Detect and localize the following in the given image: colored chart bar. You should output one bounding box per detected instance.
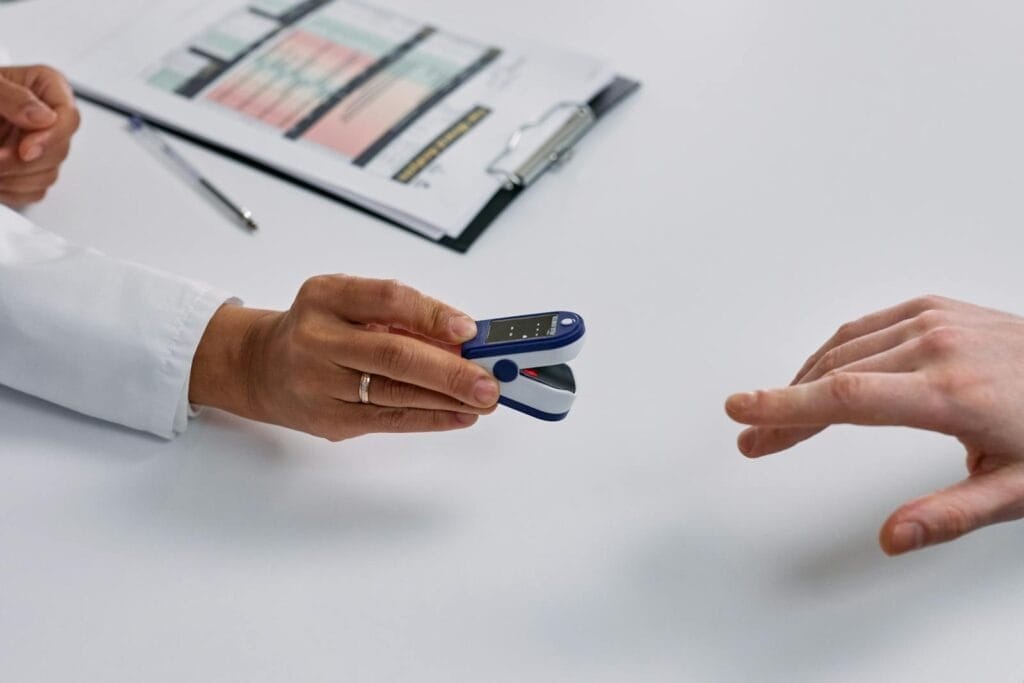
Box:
[204,29,378,130]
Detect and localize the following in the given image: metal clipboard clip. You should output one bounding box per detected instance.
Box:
[486,102,597,191]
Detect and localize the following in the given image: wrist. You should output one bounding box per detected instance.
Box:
[189,303,280,421]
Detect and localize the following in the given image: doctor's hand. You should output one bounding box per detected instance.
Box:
[726,296,1024,556]
[190,275,500,442]
[0,65,80,208]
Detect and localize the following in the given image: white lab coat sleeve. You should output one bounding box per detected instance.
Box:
[0,205,235,438]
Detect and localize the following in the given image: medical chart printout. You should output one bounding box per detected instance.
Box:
[68,0,618,239]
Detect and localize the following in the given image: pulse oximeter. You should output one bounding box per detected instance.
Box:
[462,312,585,421]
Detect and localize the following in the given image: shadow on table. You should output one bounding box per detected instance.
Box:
[141,409,453,550]
[528,466,1024,680]
[0,385,453,550]
[0,383,166,459]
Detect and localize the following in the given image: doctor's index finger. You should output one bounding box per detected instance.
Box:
[726,372,947,431]
[307,275,478,344]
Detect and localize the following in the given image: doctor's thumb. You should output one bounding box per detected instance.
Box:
[0,75,57,130]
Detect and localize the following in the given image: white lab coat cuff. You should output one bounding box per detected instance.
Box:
[171,294,241,436]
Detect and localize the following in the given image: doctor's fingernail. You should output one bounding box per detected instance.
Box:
[474,378,500,405]
[890,522,926,553]
[450,316,477,340]
[24,145,43,162]
[24,104,55,125]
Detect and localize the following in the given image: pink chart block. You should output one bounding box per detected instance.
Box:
[301,77,431,158]
[203,29,379,132]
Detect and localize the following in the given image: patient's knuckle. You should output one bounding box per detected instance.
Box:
[920,327,966,359]
[827,372,861,405]
[817,347,844,375]
[833,321,858,343]
[914,309,949,333]
[912,294,948,314]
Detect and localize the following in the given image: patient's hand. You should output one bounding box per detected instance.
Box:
[190,275,500,442]
[0,65,80,207]
[727,296,1024,555]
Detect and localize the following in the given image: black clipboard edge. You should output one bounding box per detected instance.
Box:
[440,76,641,252]
[74,75,640,254]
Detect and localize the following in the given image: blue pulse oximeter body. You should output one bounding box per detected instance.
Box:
[462,312,586,421]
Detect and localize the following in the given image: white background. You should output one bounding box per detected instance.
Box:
[3,1,1024,680]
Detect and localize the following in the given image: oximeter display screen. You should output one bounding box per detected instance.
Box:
[486,314,558,344]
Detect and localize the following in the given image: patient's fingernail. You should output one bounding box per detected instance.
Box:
[24,104,55,125]
[455,412,477,426]
[891,522,925,553]
[450,316,477,340]
[474,378,499,405]
[24,145,43,162]
[726,392,757,415]
[738,430,757,455]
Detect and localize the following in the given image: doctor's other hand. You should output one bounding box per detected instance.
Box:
[726,295,1024,556]
[190,275,500,442]
[0,65,80,207]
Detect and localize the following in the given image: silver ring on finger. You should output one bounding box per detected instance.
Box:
[359,372,373,404]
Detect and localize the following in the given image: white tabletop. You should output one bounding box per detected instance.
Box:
[3,1,1024,680]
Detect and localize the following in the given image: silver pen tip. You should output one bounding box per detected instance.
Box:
[242,210,258,231]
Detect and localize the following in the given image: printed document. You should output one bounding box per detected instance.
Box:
[69,0,617,239]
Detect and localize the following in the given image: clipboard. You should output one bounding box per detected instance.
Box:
[446,76,639,252]
[75,75,639,253]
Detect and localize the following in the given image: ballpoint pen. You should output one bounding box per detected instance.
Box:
[128,116,258,231]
